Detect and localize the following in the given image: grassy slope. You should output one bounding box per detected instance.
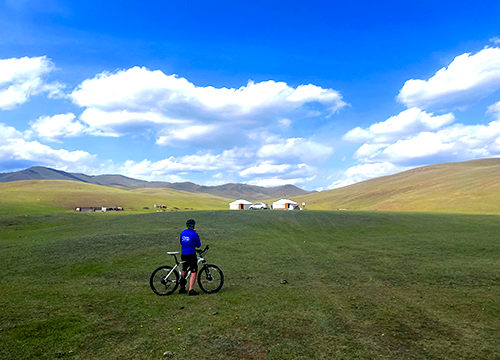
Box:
[0,180,231,215]
[1,211,499,359]
[295,158,500,214]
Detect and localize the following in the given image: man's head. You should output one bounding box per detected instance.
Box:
[186,219,196,229]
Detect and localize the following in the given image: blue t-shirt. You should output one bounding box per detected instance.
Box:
[180,228,201,255]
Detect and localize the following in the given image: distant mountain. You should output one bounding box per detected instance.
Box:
[0,166,312,201]
[0,166,157,188]
[0,166,87,183]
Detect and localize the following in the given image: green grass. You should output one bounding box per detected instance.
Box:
[1,210,500,359]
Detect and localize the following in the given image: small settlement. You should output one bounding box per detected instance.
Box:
[75,206,124,212]
[229,198,301,210]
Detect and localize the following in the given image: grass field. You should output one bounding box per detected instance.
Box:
[0,180,231,215]
[1,210,500,359]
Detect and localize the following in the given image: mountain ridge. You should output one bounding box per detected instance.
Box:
[0,166,312,201]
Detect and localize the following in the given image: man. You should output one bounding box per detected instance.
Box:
[179,219,201,296]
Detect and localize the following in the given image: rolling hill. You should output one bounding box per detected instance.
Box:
[296,158,500,214]
[0,180,232,215]
[0,166,311,201]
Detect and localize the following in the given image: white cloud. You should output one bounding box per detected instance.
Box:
[397,47,500,110]
[71,69,347,114]
[328,162,411,189]
[353,120,500,164]
[487,100,500,116]
[70,66,347,147]
[118,147,252,180]
[0,56,64,110]
[0,123,25,143]
[239,162,293,177]
[155,124,222,147]
[30,113,87,142]
[344,108,455,143]
[0,138,96,171]
[78,108,186,138]
[490,37,500,45]
[257,137,334,162]
[0,122,101,174]
[353,143,388,160]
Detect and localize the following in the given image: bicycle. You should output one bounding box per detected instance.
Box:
[150,245,224,295]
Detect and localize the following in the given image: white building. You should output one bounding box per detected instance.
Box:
[272,199,298,210]
[229,199,253,210]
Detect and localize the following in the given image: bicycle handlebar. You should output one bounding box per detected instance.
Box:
[196,245,209,255]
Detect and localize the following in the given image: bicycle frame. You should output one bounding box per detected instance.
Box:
[166,245,210,283]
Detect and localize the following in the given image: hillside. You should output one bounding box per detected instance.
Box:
[0,167,311,201]
[169,182,308,200]
[0,180,231,214]
[295,158,500,214]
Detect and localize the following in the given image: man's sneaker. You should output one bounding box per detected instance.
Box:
[178,288,187,294]
[188,289,199,296]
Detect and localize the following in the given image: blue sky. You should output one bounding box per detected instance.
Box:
[1,0,500,190]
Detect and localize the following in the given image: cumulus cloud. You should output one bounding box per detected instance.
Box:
[0,56,64,110]
[71,68,347,114]
[257,137,334,162]
[0,138,96,172]
[353,120,500,165]
[0,123,26,143]
[155,123,230,148]
[114,147,321,185]
[117,147,254,181]
[0,121,99,173]
[239,162,293,177]
[397,47,500,110]
[328,162,411,189]
[30,113,87,142]
[70,66,347,147]
[344,108,455,143]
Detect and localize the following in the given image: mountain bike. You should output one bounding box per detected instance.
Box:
[150,245,224,295]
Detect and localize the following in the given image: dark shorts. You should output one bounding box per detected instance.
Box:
[181,254,198,273]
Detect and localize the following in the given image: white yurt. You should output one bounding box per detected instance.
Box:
[272,199,298,210]
[229,199,253,210]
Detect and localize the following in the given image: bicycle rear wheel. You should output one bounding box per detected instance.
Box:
[150,265,179,295]
[197,264,224,294]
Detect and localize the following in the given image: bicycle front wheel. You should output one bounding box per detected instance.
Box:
[150,265,179,295]
[197,264,224,294]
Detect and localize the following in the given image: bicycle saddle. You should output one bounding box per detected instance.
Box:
[167,252,179,255]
